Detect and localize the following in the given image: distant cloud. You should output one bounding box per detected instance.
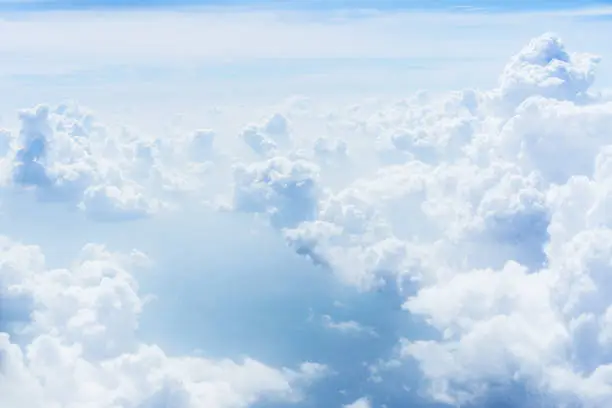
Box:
[232,156,319,228]
[321,314,378,337]
[344,397,372,408]
[0,6,610,78]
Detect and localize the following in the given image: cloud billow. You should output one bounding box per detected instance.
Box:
[228,33,612,406]
[3,32,612,408]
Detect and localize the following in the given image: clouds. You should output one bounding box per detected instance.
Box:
[5,104,158,219]
[321,314,377,338]
[239,113,292,158]
[232,156,320,228]
[358,34,612,407]
[4,5,612,103]
[2,23,612,408]
[495,32,601,108]
[0,236,327,408]
[216,32,612,407]
[401,261,561,405]
[0,102,224,220]
[344,397,371,408]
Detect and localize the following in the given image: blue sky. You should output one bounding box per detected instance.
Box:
[0,0,611,12]
[2,1,612,408]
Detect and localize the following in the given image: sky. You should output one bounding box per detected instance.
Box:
[2,1,612,408]
[0,0,611,11]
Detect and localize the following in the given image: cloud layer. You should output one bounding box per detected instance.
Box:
[228,32,612,407]
[2,31,612,408]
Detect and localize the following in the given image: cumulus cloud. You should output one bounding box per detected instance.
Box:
[232,156,320,228]
[0,236,327,408]
[388,35,612,407]
[343,397,371,408]
[350,34,612,407]
[241,125,278,157]
[495,32,601,109]
[276,33,608,283]
[239,113,292,158]
[216,32,612,406]
[0,103,221,220]
[4,104,161,219]
[2,29,612,408]
[262,113,291,144]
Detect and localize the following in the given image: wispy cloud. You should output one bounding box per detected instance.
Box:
[321,314,378,337]
[0,5,610,92]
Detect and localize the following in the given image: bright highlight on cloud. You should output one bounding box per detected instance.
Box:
[2,22,612,408]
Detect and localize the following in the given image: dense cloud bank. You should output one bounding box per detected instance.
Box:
[2,33,612,407]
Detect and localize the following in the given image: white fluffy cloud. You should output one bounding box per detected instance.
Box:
[350,35,612,407]
[0,103,220,220]
[232,156,320,228]
[393,36,612,407]
[275,33,609,287]
[494,32,600,109]
[219,33,612,406]
[343,397,371,408]
[3,29,612,408]
[239,113,292,158]
[0,236,327,408]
